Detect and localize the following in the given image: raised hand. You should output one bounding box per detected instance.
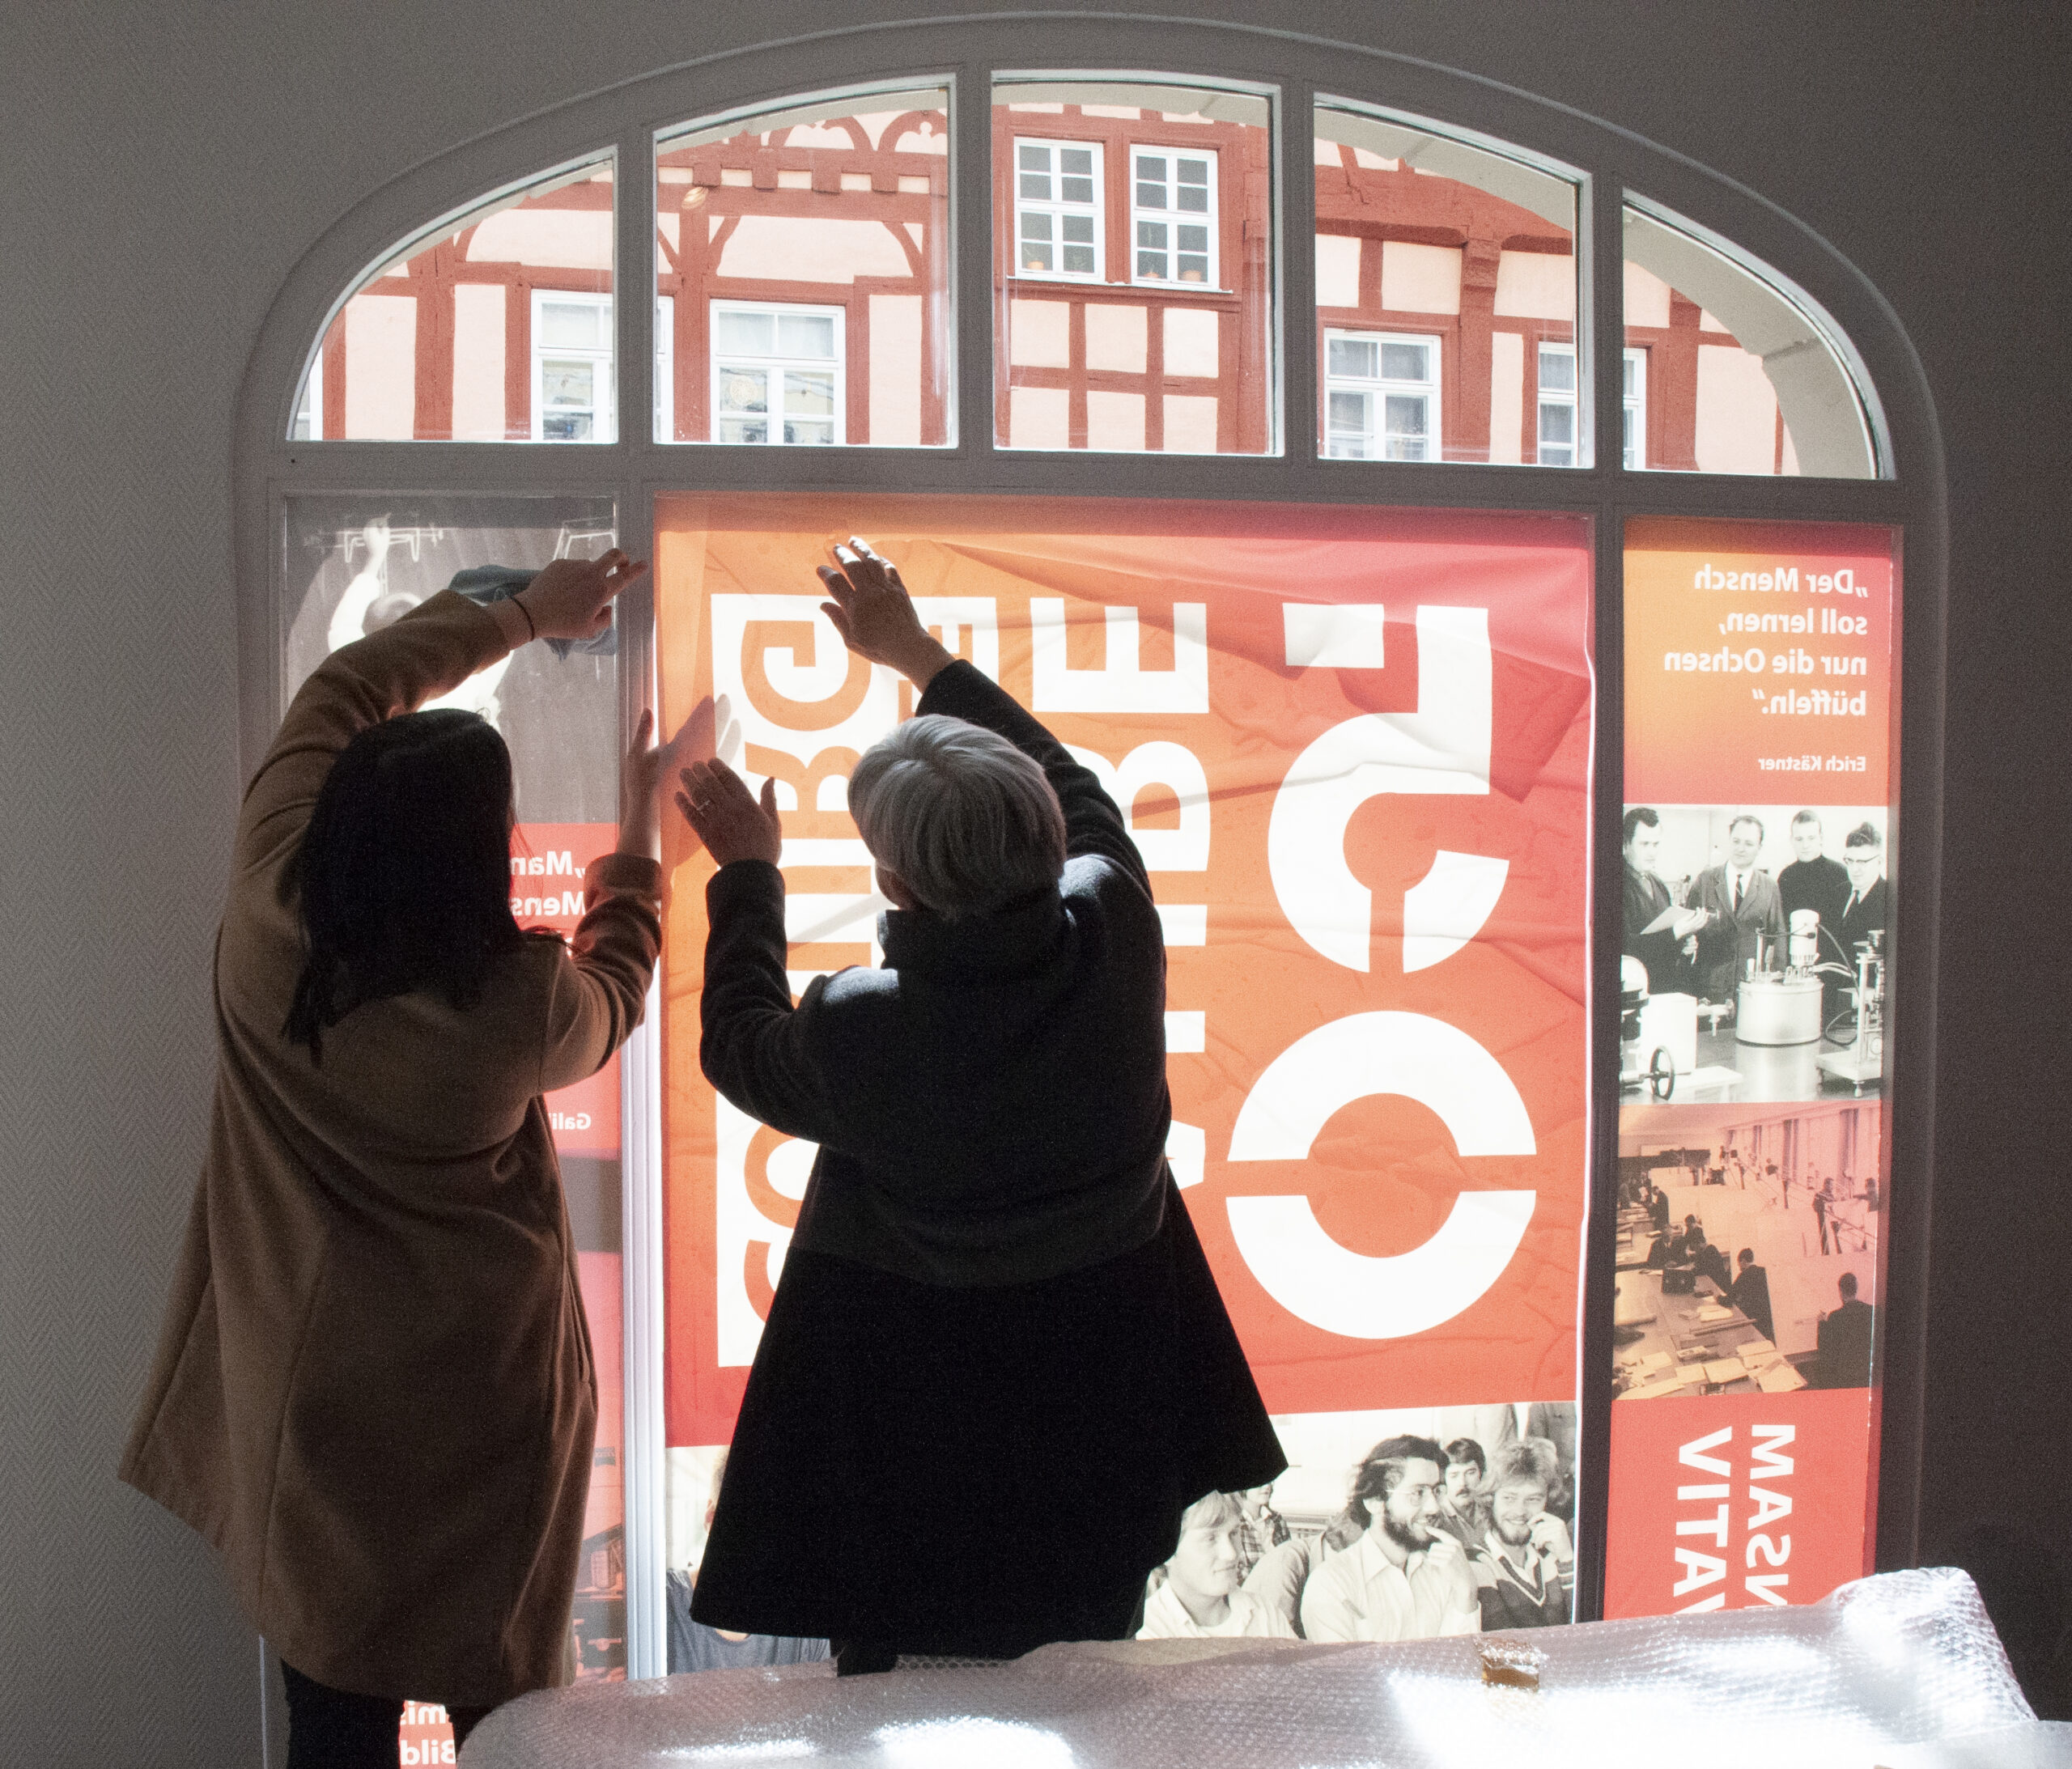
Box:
[516,549,648,643]
[618,695,730,859]
[677,757,783,868]
[815,536,953,688]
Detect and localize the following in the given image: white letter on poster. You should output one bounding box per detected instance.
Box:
[1066,741,1212,870]
[1030,600,1208,713]
[1225,1011,1535,1339]
[911,596,1000,682]
[1403,850,1511,973]
[1267,605,1497,972]
[1284,602,1388,668]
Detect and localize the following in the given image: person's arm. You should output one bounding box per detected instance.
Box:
[675,756,843,1143]
[234,552,647,880]
[536,702,715,1092]
[815,537,1149,889]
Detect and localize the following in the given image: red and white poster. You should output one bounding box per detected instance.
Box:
[655,494,1594,1513]
[1609,518,1897,1619]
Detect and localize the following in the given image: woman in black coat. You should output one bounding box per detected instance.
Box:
[675,539,1283,1673]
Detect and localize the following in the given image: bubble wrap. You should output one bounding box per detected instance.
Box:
[464,1568,2044,1769]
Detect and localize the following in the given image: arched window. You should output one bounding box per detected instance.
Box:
[239,19,1934,1712]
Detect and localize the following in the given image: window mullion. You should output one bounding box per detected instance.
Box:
[1280,74,1316,468]
[952,58,995,460]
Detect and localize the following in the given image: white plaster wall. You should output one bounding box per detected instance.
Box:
[2,3,2067,1761]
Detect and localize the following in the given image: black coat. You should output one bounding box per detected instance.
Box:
[1727,1265,1776,1343]
[1623,864,1688,994]
[1778,854,1851,934]
[1815,1296,1875,1389]
[690,661,1282,1653]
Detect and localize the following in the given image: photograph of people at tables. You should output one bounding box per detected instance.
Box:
[1135,1404,1579,1641]
[1620,804,1889,1104]
[1613,1101,1881,1399]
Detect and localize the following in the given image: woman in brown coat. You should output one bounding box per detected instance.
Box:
[121,552,692,1763]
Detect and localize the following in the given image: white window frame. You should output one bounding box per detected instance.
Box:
[529,289,617,443]
[1012,135,1104,282]
[1323,327,1441,460]
[1536,342,1645,468]
[708,299,847,447]
[1130,143,1218,289]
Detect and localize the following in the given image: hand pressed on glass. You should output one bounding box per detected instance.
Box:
[677,757,782,868]
[815,537,953,689]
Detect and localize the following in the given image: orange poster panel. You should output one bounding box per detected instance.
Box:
[1603,1388,1875,1618]
[1624,519,1897,806]
[654,494,1594,1449]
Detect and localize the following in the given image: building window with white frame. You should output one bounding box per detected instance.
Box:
[1621,347,1646,469]
[1324,329,1439,460]
[1014,139,1102,279]
[531,291,615,442]
[711,302,843,446]
[1132,147,1216,286]
[1536,342,1647,468]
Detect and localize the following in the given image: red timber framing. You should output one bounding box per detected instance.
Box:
[655,106,949,446]
[321,173,614,442]
[991,104,1271,453]
[1314,146,1790,471]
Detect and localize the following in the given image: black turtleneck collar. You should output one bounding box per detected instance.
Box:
[878,884,1070,980]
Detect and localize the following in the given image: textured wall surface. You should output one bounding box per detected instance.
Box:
[3,3,2068,1762]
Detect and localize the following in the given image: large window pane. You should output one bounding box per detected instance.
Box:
[282,492,629,1726]
[656,87,951,447]
[1314,102,1579,465]
[653,490,1593,1633]
[995,81,1274,454]
[1622,205,1877,477]
[294,162,616,442]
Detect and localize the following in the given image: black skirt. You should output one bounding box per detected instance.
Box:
[690,1179,1284,1656]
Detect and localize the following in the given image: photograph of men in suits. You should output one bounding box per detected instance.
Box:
[1812,1270,1875,1389]
[1621,808,1705,993]
[1836,822,1889,969]
[1692,814,1785,1001]
[1777,810,1851,931]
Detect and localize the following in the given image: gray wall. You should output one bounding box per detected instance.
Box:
[4,2,2066,1759]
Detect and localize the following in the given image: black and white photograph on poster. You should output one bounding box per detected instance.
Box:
[1614,1099,1881,1400]
[1136,1404,1579,1643]
[1620,804,1889,1103]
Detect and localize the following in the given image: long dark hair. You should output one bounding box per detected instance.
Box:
[284,710,529,1059]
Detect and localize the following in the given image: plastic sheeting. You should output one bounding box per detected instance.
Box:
[465,1568,2043,1768]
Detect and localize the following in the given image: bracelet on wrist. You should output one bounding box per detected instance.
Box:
[512,595,537,642]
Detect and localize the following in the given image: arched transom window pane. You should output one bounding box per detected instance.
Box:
[994,80,1274,455]
[655,87,952,447]
[1314,101,1581,466]
[1622,202,1876,478]
[293,160,616,443]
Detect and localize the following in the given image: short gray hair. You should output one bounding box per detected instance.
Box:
[847,715,1066,919]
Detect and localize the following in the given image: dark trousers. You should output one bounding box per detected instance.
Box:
[281,1662,490,1767]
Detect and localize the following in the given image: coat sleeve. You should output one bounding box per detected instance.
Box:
[233,589,512,883]
[537,851,666,1093]
[697,859,842,1144]
[915,660,1150,891]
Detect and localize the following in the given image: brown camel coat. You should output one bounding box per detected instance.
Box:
[119,592,662,1706]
